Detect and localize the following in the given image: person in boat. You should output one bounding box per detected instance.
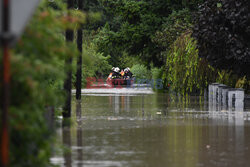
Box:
[120,69,125,79]
[107,67,115,81]
[124,67,133,80]
[112,67,121,79]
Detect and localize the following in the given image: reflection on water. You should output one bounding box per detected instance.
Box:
[51,92,250,167]
[62,122,71,167]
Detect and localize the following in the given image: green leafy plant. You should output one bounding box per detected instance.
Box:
[0,0,83,166]
[73,41,112,87]
[94,0,204,67]
[193,0,250,78]
[131,64,151,80]
[166,31,216,95]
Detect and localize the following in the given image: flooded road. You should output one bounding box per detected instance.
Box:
[51,89,250,167]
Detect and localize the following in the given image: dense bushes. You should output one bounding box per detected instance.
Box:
[131,64,151,80]
[94,0,204,67]
[163,31,248,95]
[0,0,83,166]
[152,9,192,51]
[88,0,249,93]
[193,0,250,78]
[164,32,216,94]
[73,42,112,87]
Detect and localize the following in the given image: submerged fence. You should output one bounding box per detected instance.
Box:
[208,83,245,111]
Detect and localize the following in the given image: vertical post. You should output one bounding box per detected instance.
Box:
[1,0,10,166]
[63,0,74,118]
[222,87,229,110]
[76,0,83,100]
[76,101,82,167]
[235,89,244,111]
[77,126,83,167]
[62,123,72,166]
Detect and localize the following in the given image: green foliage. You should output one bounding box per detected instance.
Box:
[150,67,165,90]
[0,0,82,166]
[93,23,123,66]
[94,0,203,67]
[165,31,244,95]
[81,0,110,31]
[166,32,216,95]
[216,70,237,88]
[131,64,151,80]
[115,52,140,69]
[235,76,250,93]
[73,41,112,87]
[152,9,192,50]
[151,67,164,81]
[193,0,250,78]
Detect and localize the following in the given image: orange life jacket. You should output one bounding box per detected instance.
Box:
[120,71,125,76]
[108,73,112,78]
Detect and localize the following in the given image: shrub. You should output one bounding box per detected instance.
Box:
[193,0,250,78]
[72,41,112,88]
[131,64,151,80]
[166,31,216,95]
[151,67,164,80]
[0,1,83,166]
[150,67,164,90]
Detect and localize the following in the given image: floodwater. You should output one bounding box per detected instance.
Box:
[51,88,250,167]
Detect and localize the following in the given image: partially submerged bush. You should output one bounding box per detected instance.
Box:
[165,31,246,95]
[165,32,216,95]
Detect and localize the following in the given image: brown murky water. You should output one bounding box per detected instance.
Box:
[51,91,250,167]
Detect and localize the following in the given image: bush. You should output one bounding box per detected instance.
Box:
[117,52,143,69]
[165,31,216,95]
[165,31,244,95]
[72,41,112,88]
[131,64,151,80]
[193,0,250,78]
[0,1,83,166]
[152,9,192,50]
[150,67,164,90]
[151,67,164,80]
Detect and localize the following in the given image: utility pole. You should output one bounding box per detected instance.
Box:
[1,0,10,166]
[76,0,83,100]
[63,0,74,118]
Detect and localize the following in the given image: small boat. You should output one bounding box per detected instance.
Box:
[106,78,135,87]
[106,68,134,87]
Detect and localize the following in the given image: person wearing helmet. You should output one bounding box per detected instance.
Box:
[107,67,115,81]
[124,67,133,79]
[112,67,120,79]
[116,67,120,72]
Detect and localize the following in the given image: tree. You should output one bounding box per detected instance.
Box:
[193,0,250,78]
[94,0,204,67]
[152,9,193,63]
[165,32,216,94]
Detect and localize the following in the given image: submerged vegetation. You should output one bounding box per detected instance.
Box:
[165,32,213,94]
